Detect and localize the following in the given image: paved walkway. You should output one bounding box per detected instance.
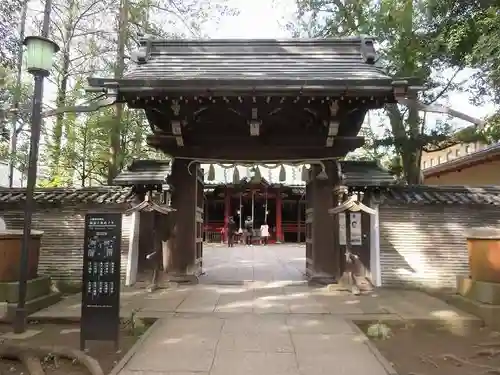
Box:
[30,244,479,375]
[118,311,391,375]
[198,244,306,284]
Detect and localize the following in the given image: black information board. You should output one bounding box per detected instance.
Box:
[80,213,122,350]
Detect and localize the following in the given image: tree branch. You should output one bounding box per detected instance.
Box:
[424,67,462,105]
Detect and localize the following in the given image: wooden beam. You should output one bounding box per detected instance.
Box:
[397,97,486,127]
[148,133,363,147]
[149,141,364,160]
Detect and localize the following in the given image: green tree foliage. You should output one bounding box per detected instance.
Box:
[0,66,32,169]
[428,2,499,140]
[33,0,237,187]
[0,0,22,68]
[293,0,493,184]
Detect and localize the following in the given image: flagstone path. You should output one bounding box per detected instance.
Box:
[31,244,479,375]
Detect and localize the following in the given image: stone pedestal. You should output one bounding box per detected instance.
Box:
[0,275,61,321]
[455,275,500,330]
[457,277,500,305]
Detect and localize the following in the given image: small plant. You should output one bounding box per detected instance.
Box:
[366,321,392,340]
[122,309,148,337]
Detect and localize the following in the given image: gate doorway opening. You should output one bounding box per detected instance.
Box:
[204,176,306,245]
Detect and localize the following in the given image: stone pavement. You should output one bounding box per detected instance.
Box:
[105,283,478,375]
[198,244,306,284]
[30,244,480,374]
[116,312,392,375]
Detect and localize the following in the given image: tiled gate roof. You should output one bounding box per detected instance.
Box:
[88,38,397,95]
[1,185,499,207]
[113,159,171,186]
[0,187,135,206]
[378,185,500,205]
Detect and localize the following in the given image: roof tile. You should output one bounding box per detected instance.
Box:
[114,159,171,186]
[0,187,135,206]
[379,185,500,206]
[1,185,499,207]
[123,38,392,90]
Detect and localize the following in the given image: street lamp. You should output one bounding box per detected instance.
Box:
[14,35,59,334]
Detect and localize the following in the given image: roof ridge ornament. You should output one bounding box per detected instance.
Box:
[134,33,153,64]
[360,36,376,64]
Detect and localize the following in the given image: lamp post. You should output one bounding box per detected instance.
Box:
[14,2,58,333]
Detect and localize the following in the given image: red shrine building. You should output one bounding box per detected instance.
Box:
[201,162,394,243]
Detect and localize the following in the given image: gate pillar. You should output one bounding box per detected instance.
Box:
[195,166,204,274]
[169,158,199,277]
[306,161,341,282]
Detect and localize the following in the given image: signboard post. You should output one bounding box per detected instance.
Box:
[80,213,122,351]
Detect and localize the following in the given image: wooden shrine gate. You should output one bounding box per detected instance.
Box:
[89,37,417,284]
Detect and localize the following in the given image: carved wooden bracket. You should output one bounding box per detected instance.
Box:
[249,108,260,136]
[325,100,339,147]
[170,100,184,147]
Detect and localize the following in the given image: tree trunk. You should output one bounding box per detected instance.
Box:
[402,106,423,184]
[51,50,70,175]
[108,0,128,184]
[51,0,75,181]
[386,104,423,185]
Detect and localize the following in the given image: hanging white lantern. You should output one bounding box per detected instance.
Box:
[207,164,215,181]
[279,165,286,182]
[232,166,240,184]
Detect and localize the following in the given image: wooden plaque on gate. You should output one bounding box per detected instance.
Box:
[80,213,122,350]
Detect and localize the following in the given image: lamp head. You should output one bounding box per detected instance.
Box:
[23,36,59,76]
